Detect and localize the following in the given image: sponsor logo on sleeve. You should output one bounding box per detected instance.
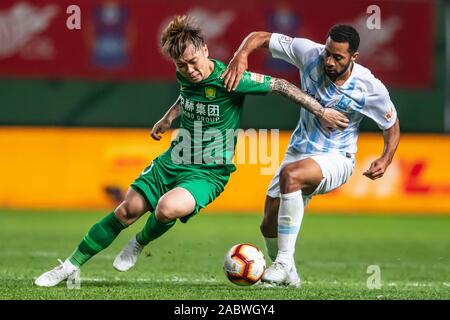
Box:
[250,72,264,83]
[280,35,293,44]
[385,105,394,121]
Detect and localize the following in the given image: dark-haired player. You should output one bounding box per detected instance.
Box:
[222,25,400,286]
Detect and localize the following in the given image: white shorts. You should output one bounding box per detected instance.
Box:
[266,150,354,206]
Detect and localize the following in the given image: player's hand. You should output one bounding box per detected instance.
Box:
[318,108,349,132]
[363,157,390,180]
[151,118,171,141]
[220,52,248,92]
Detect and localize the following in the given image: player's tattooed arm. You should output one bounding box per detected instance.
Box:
[164,97,182,123]
[151,96,182,141]
[269,77,349,131]
[270,78,324,117]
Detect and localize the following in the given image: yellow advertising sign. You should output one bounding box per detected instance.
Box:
[0,128,449,214]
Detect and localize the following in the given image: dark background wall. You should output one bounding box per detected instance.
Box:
[0,1,446,132]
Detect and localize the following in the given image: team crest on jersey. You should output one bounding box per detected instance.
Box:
[205,86,216,100]
[336,95,352,112]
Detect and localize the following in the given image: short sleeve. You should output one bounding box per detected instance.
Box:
[233,70,271,95]
[362,81,397,130]
[269,33,322,69]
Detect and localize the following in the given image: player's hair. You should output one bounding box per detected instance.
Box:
[327,24,360,54]
[160,15,205,59]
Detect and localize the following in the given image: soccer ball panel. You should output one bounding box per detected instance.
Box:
[223,243,266,286]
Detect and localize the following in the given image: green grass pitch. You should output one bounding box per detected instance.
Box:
[1,210,449,300]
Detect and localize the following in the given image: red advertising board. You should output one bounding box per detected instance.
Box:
[0,0,434,88]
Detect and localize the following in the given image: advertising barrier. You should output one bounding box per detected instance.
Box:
[0,127,449,214]
[0,0,434,88]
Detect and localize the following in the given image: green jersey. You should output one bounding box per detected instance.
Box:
[162,59,271,173]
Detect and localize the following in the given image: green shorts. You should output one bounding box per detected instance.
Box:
[131,152,231,223]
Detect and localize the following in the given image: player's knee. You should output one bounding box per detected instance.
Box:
[114,201,140,225]
[155,199,177,223]
[280,165,304,189]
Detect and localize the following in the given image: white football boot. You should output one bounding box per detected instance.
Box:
[261,260,301,288]
[287,265,301,288]
[34,259,79,287]
[113,235,144,272]
[261,261,290,285]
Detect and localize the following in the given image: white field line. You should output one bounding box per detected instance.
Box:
[60,277,448,288]
[68,280,450,288]
[20,276,449,288]
[80,277,218,283]
[2,251,448,269]
[303,261,450,269]
[2,251,448,288]
[4,273,448,288]
[0,250,117,260]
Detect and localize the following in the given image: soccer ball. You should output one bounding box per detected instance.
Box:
[223,243,266,286]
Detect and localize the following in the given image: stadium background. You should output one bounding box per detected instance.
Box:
[1,0,449,214]
[0,0,449,300]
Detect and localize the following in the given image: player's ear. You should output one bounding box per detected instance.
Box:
[203,44,209,58]
[351,51,359,62]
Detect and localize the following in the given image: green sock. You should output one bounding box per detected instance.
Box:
[136,212,176,246]
[69,212,127,267]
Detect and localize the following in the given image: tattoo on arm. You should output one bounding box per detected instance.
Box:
[270,78,324,118]
[169,103,181,121]
[164,98,181,122]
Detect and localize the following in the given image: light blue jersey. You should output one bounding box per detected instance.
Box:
[269,33,397,159]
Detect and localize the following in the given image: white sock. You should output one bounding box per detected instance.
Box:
[263,232,299,274]
[276,190,304,268]
[63,259,79,272]
[291,256,297,273]
[263,237,278,262]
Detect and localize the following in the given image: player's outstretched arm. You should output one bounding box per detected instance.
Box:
[151,97,181,141]
[269,77,349,131]
[221,32,272,92]
[363,118,400,180]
